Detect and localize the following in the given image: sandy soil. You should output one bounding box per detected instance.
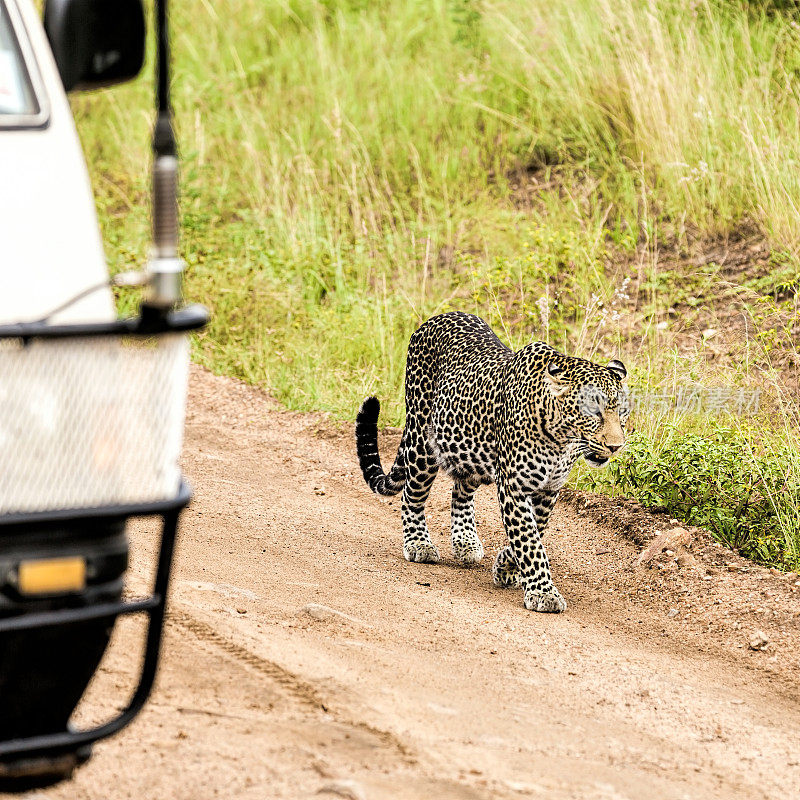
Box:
[30,367,800,800]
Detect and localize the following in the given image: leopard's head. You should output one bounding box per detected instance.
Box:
[544,356,631,467]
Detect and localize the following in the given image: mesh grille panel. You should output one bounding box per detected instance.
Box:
[0,333,189,514]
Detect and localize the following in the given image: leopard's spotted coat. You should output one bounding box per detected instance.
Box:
[356,312,630,613]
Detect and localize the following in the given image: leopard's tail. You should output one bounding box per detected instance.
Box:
[356,396,405,496]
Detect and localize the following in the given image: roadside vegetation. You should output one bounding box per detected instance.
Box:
[73,0,799,570]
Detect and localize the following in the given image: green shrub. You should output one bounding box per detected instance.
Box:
[576,422,800,571]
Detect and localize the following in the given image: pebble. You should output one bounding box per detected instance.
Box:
[318,779,367,800]
[301,604,372,628]
[667,608,679,618]
[504,780,544,793]
[675,552,696,569]
[637,527,691,566]
[748,630,770,651]
[427,702,459,716]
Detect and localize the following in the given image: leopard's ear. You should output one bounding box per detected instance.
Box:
[608,359,627,381]
[545,360,571,397]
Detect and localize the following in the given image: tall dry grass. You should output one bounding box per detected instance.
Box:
[72,0,800,567]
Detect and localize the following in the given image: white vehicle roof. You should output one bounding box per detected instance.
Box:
[0,0,114,325]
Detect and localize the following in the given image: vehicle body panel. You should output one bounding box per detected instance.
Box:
[0,0,113,324]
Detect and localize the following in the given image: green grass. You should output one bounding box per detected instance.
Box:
[72,0,800,569]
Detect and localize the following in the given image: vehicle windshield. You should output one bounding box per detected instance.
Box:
[0,1,39,118]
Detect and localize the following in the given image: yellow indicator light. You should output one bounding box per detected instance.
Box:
[18,557,87,595]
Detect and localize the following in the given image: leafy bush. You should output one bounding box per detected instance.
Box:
[576,422,800,571]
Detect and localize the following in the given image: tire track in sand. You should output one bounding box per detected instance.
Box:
[167,608,416,762]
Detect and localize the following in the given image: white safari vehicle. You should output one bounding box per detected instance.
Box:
[0,0,206,788]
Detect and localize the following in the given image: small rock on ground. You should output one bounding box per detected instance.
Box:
[637,527,691,566]
[317,779,367,800]
[301,603,372,628]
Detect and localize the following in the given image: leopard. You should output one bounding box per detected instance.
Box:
[355,311,630,613]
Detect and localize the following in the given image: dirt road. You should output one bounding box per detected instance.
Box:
[37,368,800,800]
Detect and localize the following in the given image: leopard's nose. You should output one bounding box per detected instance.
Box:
[606,443,622,453]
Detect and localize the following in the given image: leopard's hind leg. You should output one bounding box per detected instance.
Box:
[451,478,484,565]
[401,438,439,563]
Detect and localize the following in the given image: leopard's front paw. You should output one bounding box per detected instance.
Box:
[452,538,484,566]
[403,541,440,563]
[524,586,567,613]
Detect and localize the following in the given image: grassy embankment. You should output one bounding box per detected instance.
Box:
[73,0,799,569]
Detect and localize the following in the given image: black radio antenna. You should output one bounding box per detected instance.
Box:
[147,0,182,309]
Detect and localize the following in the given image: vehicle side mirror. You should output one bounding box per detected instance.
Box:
[43,0,145,92]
